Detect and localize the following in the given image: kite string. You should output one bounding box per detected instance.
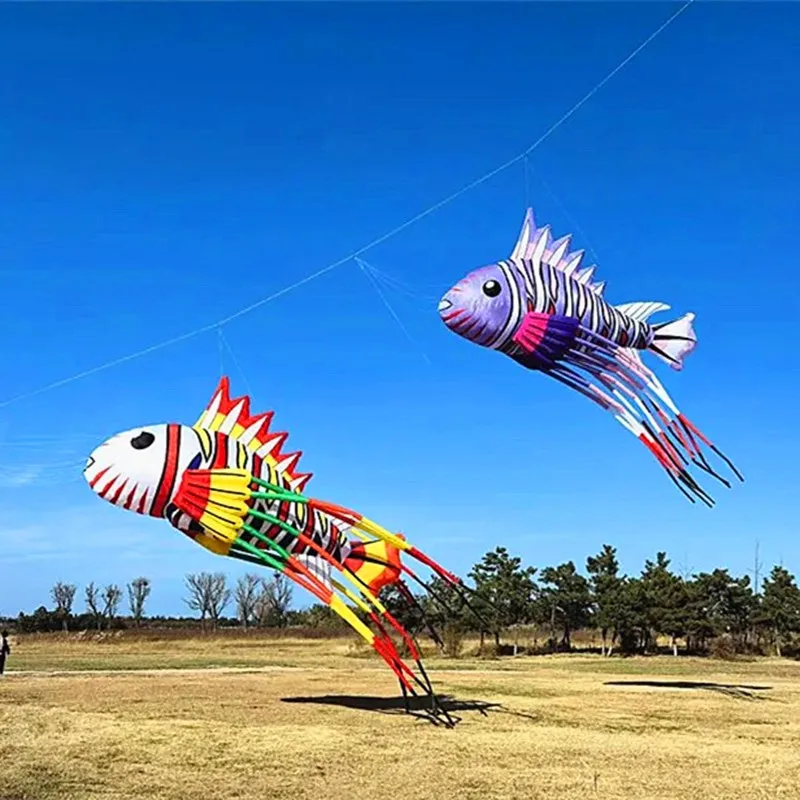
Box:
[0,0,693,410]
[524,156,531,210]
[218,326,225,379]
[218,328,255,401]
[357,259,436,300]
[525,160,604,268]
[355,257,432,367]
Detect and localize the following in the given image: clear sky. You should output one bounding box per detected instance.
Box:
[1,2,798,617]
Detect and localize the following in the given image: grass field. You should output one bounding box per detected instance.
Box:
[1,635,799,800]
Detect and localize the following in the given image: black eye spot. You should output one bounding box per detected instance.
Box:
[131,431,155,450]
[482,279,502,298]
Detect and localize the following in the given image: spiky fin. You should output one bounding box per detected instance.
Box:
[194,377,312,492]
[509,208,605,295]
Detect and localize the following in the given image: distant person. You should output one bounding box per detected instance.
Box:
[0,630,10,675]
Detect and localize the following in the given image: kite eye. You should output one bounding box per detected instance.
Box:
[131,431,155,450]
[482,279,502,298]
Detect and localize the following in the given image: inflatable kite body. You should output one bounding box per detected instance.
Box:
[438,208,743,505]
[84,377,466,725]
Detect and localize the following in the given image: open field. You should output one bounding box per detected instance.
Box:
[1,636,799,800]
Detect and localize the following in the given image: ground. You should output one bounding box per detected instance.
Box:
[1,635,799,800]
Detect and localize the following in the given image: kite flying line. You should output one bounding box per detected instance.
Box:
[355,257,433,367]
[0,0,693,411]
[525,159,604,269]
[218,326,255,402]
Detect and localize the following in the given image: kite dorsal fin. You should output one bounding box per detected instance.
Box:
[194,377,312,491]
[510,208,536,262]
[615,301,671,323]
[511,208,604,290]
[590,281,606,296]
[574,267,605,296]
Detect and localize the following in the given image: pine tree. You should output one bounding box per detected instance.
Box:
[469,547,538,650]
[640,552,687,655]
[586,545,623,656]
[685,570,755,654]
[758,566,800,657]
[539,561,592,651]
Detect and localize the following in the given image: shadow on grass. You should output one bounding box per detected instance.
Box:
[281,693,538,726]
[604,680,772,699]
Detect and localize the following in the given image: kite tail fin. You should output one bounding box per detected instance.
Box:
[649,312,697,370]
[343,537,404,595]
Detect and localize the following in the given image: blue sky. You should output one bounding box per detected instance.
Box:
[1,2,798,617]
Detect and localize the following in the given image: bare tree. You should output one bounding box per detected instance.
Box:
[51,582,77,632]
[234,574,261,629]
[256,574,293,628]
[85,582,103,630]
[185,573,211,630]
[207,573,231,628]
[127,577,151,626]
[101,584,123,627]
[185,572,231,631]
[253,578,272,628]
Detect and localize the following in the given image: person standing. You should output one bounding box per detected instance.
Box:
[0,630,10,675]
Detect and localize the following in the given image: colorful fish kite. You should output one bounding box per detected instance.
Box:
[438,208,743,506]
[84,377,472,725]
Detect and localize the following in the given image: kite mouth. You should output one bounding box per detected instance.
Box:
[84,456,95,472]
[438,298,452,312]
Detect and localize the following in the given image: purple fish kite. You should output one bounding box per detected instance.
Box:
[438,208,742,506]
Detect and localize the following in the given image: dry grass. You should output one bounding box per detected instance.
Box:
[1,635,799,800]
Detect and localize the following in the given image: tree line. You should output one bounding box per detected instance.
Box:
[387,546,800,659]
[11,572,300,634]
[16,577,151,633]
[6,545,800,658]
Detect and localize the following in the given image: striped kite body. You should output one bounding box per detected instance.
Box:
[84,377,473,726]
[438,208,743,505]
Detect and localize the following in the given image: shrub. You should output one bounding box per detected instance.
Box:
[442,623,464,658]
[709,634,737,661]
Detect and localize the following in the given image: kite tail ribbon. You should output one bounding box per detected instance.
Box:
[176,469,460,726]
[542,324,743,505]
